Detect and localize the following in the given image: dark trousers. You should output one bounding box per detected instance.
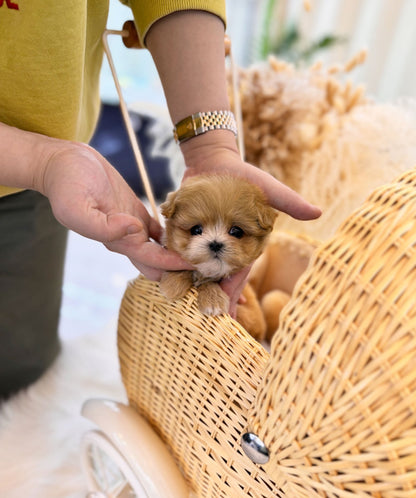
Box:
[0,190,68,398]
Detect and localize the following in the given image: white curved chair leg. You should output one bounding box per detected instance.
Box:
[81,399,189,498]
[81,429,147,497]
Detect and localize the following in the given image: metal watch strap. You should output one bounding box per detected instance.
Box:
[173,110,238,144]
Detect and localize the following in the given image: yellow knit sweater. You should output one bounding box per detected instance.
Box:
[0,0,225,197]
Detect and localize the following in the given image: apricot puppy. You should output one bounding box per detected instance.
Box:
[160,175,277,316]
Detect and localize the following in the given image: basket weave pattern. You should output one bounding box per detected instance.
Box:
[250,168,416,496]
[118,168,416,497]
[118,278,283,497]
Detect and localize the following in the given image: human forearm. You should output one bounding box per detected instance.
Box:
[146,10,240,171]
[146,10,229,122]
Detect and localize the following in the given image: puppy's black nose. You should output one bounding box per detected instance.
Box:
[209,241,224,253]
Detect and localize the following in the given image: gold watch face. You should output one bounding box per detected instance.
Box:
[174,115,198,143]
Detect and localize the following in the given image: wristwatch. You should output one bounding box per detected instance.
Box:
[173,110,238,144]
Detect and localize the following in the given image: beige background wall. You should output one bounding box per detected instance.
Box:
[226,0,416,101]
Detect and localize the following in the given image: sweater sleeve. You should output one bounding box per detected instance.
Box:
[121,0,226,46]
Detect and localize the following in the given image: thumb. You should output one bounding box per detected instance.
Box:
[105,213,143,242]
[58,208,141,243]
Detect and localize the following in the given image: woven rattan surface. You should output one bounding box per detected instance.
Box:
[118,276,283,497]
[250,168,416,497]
[118,168,416,497]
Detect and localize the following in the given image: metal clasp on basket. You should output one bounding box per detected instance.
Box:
[241,432,270,465]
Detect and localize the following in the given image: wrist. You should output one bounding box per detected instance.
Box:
[0,123,52,192]
[180,129,240,172]
[30,133,82,196]
[30,134,64,194]
[2,124,90,197]
[36,139,96,197]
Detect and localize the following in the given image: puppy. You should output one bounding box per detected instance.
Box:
[160,175,277,315]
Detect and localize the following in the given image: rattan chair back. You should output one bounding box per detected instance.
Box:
[118,167,416,497]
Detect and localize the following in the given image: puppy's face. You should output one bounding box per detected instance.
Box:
[161,176,277,280]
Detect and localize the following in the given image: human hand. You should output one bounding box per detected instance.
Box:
[38,140,192,280]
[180,130,322,219]
[180,130,322,313]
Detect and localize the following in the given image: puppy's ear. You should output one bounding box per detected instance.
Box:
[160,191,177,219]
[256,204,278,233]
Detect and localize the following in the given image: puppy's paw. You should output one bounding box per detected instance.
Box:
[160,271,193,300]
[197,282,230,316]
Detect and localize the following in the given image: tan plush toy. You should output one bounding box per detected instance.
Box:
[237,232,318,343]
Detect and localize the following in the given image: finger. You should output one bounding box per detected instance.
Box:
[220,266,252,317]
[238,294,247,305]
[267,180,322,220]
[131,262,164,281]
[107,213,164,246]
[244,167,322,220]
[129,242,193,271]
[54,204,142,243]
[105,232,193,272]
[148,217,164,243]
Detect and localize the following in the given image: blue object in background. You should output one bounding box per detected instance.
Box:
[90,103,174,201]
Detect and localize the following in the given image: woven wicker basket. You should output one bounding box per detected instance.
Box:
[118,168,416,497]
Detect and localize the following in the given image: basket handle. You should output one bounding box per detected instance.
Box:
[102,24,160,222]
[102,20,245,224]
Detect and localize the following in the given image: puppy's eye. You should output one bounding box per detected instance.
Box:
[229,226,244,239]
[190,225,203,236]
